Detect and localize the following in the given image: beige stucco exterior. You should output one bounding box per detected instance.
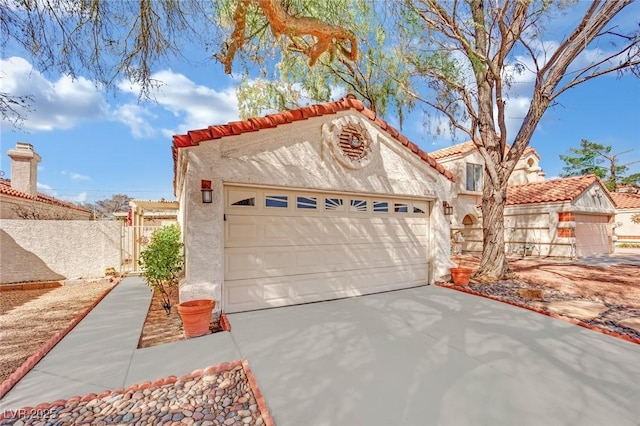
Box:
[436,145,614,258]
[614,208,640,245]
[174,111,454,309]
[0,220,122,284]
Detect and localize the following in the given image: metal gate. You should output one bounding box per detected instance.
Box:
[120,225,163,273]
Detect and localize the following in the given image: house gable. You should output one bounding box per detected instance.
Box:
[172,94,454,196]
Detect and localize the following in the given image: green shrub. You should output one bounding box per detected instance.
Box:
[139,225,184,315]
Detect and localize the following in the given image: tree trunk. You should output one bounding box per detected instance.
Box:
[477,180,510,280]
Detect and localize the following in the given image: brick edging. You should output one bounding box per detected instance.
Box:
[0,359,276,424]
[0,278,123,400]
[220,312,232,331]
[435,282,640,345]
[242,359,276,426]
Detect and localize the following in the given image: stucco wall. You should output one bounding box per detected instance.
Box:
[0,220,122,284]
[176,112,454,307]
[615,208,640,244]
[0,195,92,220]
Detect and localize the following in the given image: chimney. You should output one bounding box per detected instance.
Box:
[7,142,41,196]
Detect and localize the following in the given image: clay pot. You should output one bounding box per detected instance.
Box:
[450,267,473,286]
[177,299,215,338]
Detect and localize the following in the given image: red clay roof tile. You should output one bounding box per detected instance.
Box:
[430,141,477,160]
[172,95,454,185]
[610,192,640,209]
[506,175,601,205]
[0,178,92,214]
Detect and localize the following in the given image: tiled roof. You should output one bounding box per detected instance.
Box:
[610,192,640,209]
[172,95,455,186]
[430,141,540,160]
[506,174,602,205]
[0,178,92,213]
[429,141,477,160]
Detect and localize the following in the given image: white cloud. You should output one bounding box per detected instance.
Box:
[62,192,88,203]
[61,170,90,181]
[37,182,87,203]
[0,56,108,131]
[116,70,240,136]
[112,103,157,139]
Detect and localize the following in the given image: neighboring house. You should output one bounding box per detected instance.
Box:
[172,95,455,313]
[0,143,92,220]
[432,141,615,258]
[114,199,180,272]
[504,175,615,258]
[610,192,640,246]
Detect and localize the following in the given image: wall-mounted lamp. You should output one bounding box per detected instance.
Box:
[201,180,213,204]
[442,201,454,216]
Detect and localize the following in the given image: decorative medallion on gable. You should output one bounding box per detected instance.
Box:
[322,116,377,170]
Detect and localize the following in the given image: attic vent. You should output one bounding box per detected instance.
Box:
[338,123,370,161]
[322,116,377,170]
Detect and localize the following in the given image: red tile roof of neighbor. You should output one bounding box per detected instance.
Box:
[172,95,456,185]
[430,141,539,160]
[0,178,92,213]
[429,141,477,160]
[506,174,605,205]
[610,192,640,209]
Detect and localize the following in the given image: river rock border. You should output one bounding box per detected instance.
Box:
[0,360,275,426]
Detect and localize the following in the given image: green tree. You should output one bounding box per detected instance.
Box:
[139,225,184,315]
[560,140,640,191]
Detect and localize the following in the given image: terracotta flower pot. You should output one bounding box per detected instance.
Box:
[450,267,473,286]
[177,299,215,338]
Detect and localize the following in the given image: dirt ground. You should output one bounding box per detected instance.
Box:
[138,289,222,349]
[0,280,116,384]
[456,255,640,309]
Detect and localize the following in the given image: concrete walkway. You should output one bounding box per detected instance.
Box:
[2,279,640,425]
[0,276,240,412]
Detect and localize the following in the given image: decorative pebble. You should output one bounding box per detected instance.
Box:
[0,365,268,426]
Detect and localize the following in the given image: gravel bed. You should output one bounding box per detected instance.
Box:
[0,363,269,426]
[443,279,640,341]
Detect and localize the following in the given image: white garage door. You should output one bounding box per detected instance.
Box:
[224,186,431,313]
[574,214,610,258]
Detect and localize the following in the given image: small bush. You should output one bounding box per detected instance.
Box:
[139,225,184,315]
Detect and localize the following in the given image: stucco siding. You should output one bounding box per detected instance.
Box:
[615,208,640,244]
[0,220,121,284]
[176,112,453,306]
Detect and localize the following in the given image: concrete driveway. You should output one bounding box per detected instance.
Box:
[229,285,640,426]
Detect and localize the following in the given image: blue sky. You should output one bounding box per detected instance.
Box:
[1,3,639,204]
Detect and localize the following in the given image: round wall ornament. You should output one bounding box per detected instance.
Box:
[322,116,375,170]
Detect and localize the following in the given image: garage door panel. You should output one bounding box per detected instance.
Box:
[224,186,431,312]
[225,264,427,313]
[575,222,609,258]
[226,242,426,280]
[227,216,428,248]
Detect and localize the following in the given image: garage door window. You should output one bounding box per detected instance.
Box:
[350,199,368,212]
[231,197,255,206]
[413,203,427,214]
[297,196,317,210]
[266,195,288,208]
[373,201,389,213]
[325,198,344,211]
[394,202,409,213]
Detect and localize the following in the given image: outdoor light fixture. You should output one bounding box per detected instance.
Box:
[443,201,454,216]
[201,180,213,204]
